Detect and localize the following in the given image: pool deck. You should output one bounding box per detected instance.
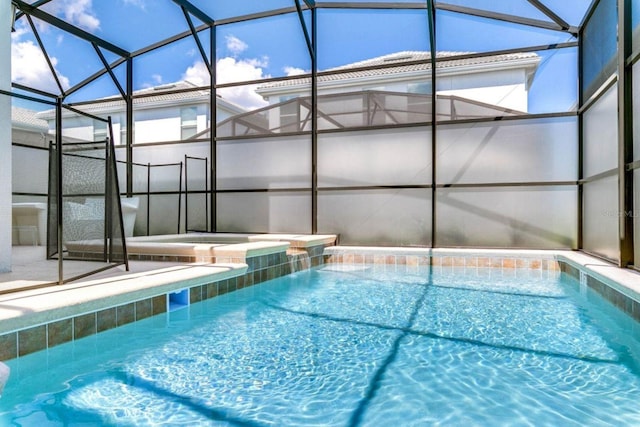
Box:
[1,241,640,361]
[0,234,337,360]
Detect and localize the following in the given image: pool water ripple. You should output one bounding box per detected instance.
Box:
[2,265,640,426]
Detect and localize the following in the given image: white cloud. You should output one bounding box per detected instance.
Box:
[10,23,29,40]
[121,0,146,9]
[182,61,209,86]
[216,57,269,84]
[42,0,100,32]
[284,66,307,76]
[217,85,268,111]
[11,22,70,93]
[151,74,163,84]
[12,39,70,93]
[181,57,270,110]
[225,35,248,56]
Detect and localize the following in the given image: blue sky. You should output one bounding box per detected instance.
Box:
[11,0,585,112]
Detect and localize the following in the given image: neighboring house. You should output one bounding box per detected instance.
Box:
[35,51,540,141]
[36,81,247,144]
[251,51,541,133]
[258,51,540,110]
[11,106,49,147]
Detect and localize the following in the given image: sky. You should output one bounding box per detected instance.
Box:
[10,0,590,113]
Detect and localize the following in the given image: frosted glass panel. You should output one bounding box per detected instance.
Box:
[148,194,182,235]
[437,117,578,184]
[583,84,618,178]
[186,194,208,232]
[436,186,577,248]
[12,146,49,194]
[217,192,311,233]
[148,164,183,193]
[581,0,618,101]
[217,136,311,190]
[583,176,619,262]
[318,127,431,187]
[633,169,640,267]
[132,141,210,165]
[634,63,640,161]
[318,189,431,246]
[115,148,127,194]
[131,163,150,194]
[131,142,211,193]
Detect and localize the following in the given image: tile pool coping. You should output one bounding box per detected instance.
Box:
[0,246,638,361]
[324,247,640,322]
[0,237,333,361]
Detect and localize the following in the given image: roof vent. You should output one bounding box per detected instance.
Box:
[154,84,176,91]
[383,55,413,63]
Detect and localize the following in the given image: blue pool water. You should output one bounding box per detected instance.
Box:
[2,264,640,426]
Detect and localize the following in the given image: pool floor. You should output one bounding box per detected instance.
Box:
[2,265,640,426]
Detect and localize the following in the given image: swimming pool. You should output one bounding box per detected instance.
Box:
[2,264,640,426]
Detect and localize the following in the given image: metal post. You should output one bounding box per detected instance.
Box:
[311,6,318,234]
[205,156,209,232]
[577,25,584,251]
[56,98,63,285]
[427,0,437,248]
[178,161,183,234]
[618,0,634,267]
[104,129,110,262]
[146,162,150,236]
[108,116,129,270]
[210,25,217,232]
[184,155,189,232]
[126,58,133,197]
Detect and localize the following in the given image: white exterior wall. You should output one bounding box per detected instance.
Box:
[42,102,213,145]
[59,117,94,141]
[112,120,122,145]
[196,108,208,132]
[437,68,529,112]
[133,106,208,143]
[0,0,13,271]
[134,109,182,143]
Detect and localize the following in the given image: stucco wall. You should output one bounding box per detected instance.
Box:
[0,1,13,271]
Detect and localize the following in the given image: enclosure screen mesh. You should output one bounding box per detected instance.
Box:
[47,140,126,264]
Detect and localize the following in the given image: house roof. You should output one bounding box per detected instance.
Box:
[257,50,541,93]
[36,80,247,120]
[11,106,49,131]
[326,50,538,70]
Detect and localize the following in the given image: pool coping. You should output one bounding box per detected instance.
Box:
[0,263,248,336]
[0,237,335,361]
[324,246,640,320]
[1,246,639,361]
